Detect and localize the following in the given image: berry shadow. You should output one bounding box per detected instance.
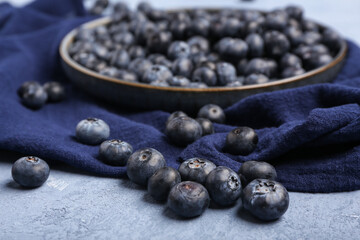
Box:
[142,192,165,206]
[236,206,278,225]
[5,180,42,191]
[162,207,198,221]
[120,178,146,191]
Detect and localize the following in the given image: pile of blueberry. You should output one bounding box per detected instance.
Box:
[17,81,65,109]
[69,1,342,88]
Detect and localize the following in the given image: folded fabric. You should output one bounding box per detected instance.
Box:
[1,0,359,193]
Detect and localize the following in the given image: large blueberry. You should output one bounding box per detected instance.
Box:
[244,58,271,77]
[217,38,248,62]
[238,160,277,187]
[280,53,302,69]
[171,58,193,78]
[99,139,133,166]
[141,65,173,83]
[126,148,166,186]
[216,62,237,86]
[147,31,173,54]
[196,118,214,136]
[76,118,110,145]
[20,83,48,110]
[225,127,258,155]
[167,41,190,60]
[167,181,210,218]
[12,156,50,188]
[187,36,210,54]
[192,67,217,86]
[264,31,290,58]
[147,166,181,201]
[205,166,242,207]
[43,81,65,102]
[109,49,130,69]
[128,58,152,79]
[178,158,216,185]
[242,179,289,221]
[165,116,202,146]
[245,33,264,58]
[166,111,188,125]
[17,81,41,97]
[197,104,226,124]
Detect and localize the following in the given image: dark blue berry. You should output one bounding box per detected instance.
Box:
[178,158,216,185]
[141,65,173,83]
[170,20,189,40]
[171,58,193,78]
[238,160,277,187]
[167,41,190,60]
[302,19,319,32]
[304,53,333,70]
[12,156,50,188]
[244,58,270,77]
[147,166,181,201]
[281,66,305,78]
[280,53,302,69]
[245,33,264,58]
[168,76,191,87]
[137,2,153,14]
[21,83,48,109]
[167,181,210,218]
[128,58,152,78]
[187,36,209,54]
[192,67,217,86]
[166,111,187,125]
[187,82,208,88]
[150,79,169,87]
[265,10,288,31]
[165,116,203,146]
[196,118,214,136]
[225,127,258,155]
[217,38,248,62]
[322,29,342,53]
[17,81,41,97]
[243,179,289,221]
[147,31,173,54]
[126,148,166,186]
[244,73,269,85]
[43,81,65,102]
[109,49,130,69]
[76,118,110,145]
[216,62,237,86]
[113,31,135,47]
[205,166,242,207]
[128,45,146,59]
[264,31,290,58]
[188,17,210,37]
[99,139,133,166]
[285,5,303,21]
[237,59,248,75]
[117,70,138,82]
[197,104,226,124]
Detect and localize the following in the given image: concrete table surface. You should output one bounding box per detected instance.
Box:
[1,0,360,239]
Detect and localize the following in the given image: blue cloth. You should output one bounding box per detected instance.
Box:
[1,0,360,193]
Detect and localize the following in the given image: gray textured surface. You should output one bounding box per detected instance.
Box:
[2,0,360,239]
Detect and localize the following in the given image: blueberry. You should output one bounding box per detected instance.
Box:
[92,43,110,61]
[244,73,269,85]
[178,158,216,185]
[280,53,302,69]
[216,62,237,86]
[167,181,210,218]
[167,41,190,60]
[187,82,208,88]
[237,59,248,75]
[170,20,189,40]
[246,21,264,36]
[99,67,118,78]
[217,18,245,38]
[226,79,244,87]
[285,5,303,21]
[147,166,181,201]
[242,179,289,221]
[166,111,188,125]
[281,66,305,78]
[304,53,333,70]
[148,9,168,22]
[135,21,157,46]
[188,17,210,37]
[217,38,248,62]
[205,166,242,207]
[109,49,130,69]
[137,2,153,14]
[17,81,41,97]
[265,10,288,31]
[147,54,173,69]
[141,65,173,84]
[171,58,193,78]
[245,33,264,58]
[196,60,216,72]
[322,29,342,53]
[296,31,322,46]
[75,27,94,42]
[147,31,173,54]
[20,83,48,109]
[12,156,50,188]
[128,45,146,59]
[43,81,65,102]
[113,31,135,47]
[264,31,290,58]
[284,26,303,46]
[165,116,202,146]
[128,58,152,79]
[197,104,226,124]
[149,79,169,87]
[225,127,258,155]
[94,61,108,73]
[76,118,110,145]
[244,58,270,77]
[192,67,217,86]
[302,19,319,32]
[99,139,133,166]
[117,70,138,82]
[77,53,98,70]
[196,118,214,136]
[187,36,210,54]
[168,76,191,87]
[238,160,277,187]
[126,148,166,186]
